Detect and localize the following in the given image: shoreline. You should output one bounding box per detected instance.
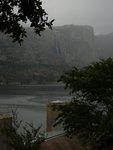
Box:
[0,82,64,86]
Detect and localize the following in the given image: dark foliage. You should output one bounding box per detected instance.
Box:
[55,58,113,149]
[0,111,45,150]
[0,0,54,44]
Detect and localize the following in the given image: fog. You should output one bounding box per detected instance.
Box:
[43,0,113,34]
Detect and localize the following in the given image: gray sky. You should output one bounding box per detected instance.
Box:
[43,0,113,34]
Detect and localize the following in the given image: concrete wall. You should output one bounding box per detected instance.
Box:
[0,114,12,150]
[47,101,65,132]
[46,101,83,150]
[47,104,60,132]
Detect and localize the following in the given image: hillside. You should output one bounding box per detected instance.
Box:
[26,25,97,67]
[1,25,111,85]
[95,33,113,59]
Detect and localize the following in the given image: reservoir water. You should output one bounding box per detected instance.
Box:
[0,85,71,131]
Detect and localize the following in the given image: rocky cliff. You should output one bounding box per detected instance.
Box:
[0,25,98,84]
[52,25,97,66]
[25,25,97,67]
[0,25,97,67]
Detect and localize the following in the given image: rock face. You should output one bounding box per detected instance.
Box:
[25,25,97,67]
[0,25,98,84]
[51,25,97,66]
[0,25,97,67]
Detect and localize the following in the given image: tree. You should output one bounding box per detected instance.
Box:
[0,0,54,44]
[55,58,113,149]
[0,111,45,150]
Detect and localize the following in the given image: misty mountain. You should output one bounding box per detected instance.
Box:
[0,25,112,84]
[95,33,113,59]
[26,25,98,67]
[0,25,97,66]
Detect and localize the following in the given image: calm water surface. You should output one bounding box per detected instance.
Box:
[0,85,72,131]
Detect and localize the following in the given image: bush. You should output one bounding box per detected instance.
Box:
[1,110,45,150]
[55,58,113,149]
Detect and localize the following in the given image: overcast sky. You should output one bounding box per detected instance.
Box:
[42,0,113,34]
